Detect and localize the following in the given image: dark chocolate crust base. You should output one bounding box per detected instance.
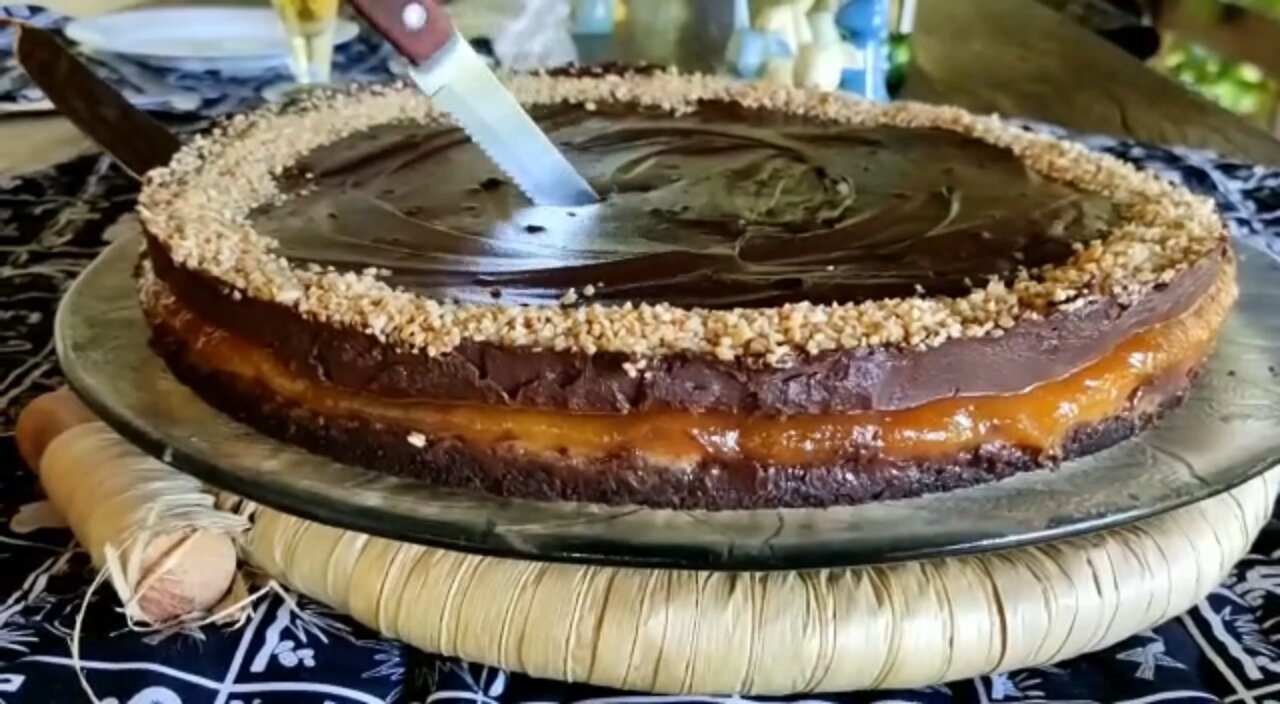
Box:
[147,316,1199,510]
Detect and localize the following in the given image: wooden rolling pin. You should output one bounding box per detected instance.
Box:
[15,389,244,624]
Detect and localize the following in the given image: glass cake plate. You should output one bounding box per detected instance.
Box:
[56,232,1280,570]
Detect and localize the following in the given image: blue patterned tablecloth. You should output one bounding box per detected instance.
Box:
[3,5,1280,702]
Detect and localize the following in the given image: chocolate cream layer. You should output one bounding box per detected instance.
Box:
[147,102,1228,415]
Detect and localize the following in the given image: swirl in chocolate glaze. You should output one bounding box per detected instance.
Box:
[255,102,1117,308]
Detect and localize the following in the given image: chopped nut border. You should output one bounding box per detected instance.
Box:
[138,72,1228,367]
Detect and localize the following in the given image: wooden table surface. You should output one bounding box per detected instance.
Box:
[4,0,1280,179]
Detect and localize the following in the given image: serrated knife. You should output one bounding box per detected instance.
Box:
[348,0,598,206]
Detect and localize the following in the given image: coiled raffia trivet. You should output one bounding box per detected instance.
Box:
[20,391,1276,695]
[234,469,1275,694]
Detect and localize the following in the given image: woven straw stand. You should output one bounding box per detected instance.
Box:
[231,469,1277,695]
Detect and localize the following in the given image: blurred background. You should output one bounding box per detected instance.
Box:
[10,0,1280,133]
[1048,0,1280,135]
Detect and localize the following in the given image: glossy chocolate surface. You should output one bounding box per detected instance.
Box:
[256,103,1117,307]
[150,102,1227,415]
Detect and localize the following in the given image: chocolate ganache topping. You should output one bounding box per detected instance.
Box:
[145,76,1230,417]
[255,102,1118,307]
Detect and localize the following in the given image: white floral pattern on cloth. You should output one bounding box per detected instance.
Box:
[1,34,1280,704]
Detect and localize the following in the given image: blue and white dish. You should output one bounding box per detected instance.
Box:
[62,7,361,77]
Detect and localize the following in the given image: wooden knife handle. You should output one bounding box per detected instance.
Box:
[4,20,180,179]
[348,0,454,65]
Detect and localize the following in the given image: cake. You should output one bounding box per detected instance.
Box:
[134,71,1236,509]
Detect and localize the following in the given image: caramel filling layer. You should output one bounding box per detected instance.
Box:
[145,266,1233,467]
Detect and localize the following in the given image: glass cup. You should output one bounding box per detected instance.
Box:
[271,0,340,86]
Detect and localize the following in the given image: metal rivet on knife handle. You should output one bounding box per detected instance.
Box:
[348,0,452,65]
[402,2,427,31]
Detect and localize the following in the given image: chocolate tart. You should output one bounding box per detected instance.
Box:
[135,73,1236,509]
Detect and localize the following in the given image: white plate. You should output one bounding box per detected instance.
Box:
[63,7,361,75]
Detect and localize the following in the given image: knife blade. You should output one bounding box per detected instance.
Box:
[2,20,180,179]
[349,0,598,207]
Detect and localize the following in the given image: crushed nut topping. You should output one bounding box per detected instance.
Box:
[138,72,1227,367]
